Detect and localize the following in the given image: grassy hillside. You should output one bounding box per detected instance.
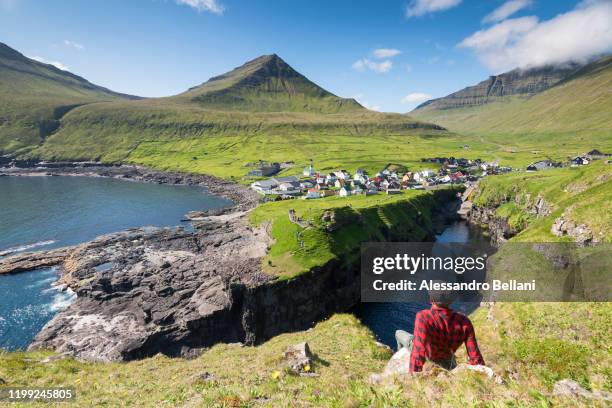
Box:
[2,305,609,407]
[411,56,612,140]
[23,53,452,171]
[249,188,460,279]
[0,42,134,154]
[174,54,363,113]
[474,161,612,242]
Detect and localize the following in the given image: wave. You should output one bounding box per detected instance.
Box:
[0,240,56,257]
[48,288,76,313]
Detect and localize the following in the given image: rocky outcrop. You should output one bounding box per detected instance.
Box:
[468,206,516,246]
[467,191,552,246]
[553,379,612,402]
[282,342,314,374]
[0,247,73,275]
[551,214,595,244]
[28,214,272,361]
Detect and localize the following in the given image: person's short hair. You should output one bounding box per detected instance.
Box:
[428,280,455,306]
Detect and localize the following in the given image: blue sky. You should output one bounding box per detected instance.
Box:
[1,0,610,112]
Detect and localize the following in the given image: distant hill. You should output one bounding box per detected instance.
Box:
[411,56,612,136]
[0,42,137,154]
[414,64,581,111]
[173,54,363,113]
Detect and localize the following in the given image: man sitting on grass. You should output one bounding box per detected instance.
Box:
[395,287,485,373]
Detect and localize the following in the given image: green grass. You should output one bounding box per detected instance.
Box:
[0,42,132,154]
[249,189,456,279]
[2,305,609,407]
[474,161,612,242]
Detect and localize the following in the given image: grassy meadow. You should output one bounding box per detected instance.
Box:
[248,189,460,279]
[2,304,609,407]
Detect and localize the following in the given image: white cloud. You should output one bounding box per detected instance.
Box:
[352,58,393,73]
[401,93,433,104]
[372,48,401,59]
[63,40,84,50]
[483,0,531,24]
[175,0,224,15]
[459,1,612,72]
[406,0,462,18]
[28,56,69,71]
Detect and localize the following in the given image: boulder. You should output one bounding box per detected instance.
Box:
[283,342,313,374]
[382,347,411,377]
[553,379,612,401]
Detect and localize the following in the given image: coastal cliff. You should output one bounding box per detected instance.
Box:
[0,165,462,361]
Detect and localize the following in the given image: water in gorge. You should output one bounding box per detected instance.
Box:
[0,176,232,350]
[355,221,490,349]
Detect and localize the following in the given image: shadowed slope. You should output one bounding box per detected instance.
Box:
[0,42,137,154]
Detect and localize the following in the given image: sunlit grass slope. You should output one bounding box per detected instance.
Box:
[474,161,612,242]
[2,303,609,407]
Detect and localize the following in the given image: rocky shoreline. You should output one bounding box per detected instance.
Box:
[1,163,460,361]
[0,162,261,211]
[0,163,370,361]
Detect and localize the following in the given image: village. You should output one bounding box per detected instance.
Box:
[249,157,509,200]
[248,149,609,201]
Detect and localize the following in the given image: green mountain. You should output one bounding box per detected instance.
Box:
[21,53,444,173]
[410,56,612,137]
[173,54,363,113]
[0,42,136,154]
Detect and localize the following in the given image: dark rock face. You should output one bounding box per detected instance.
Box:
[469,206,516,246]
[29,214,272,361]
[26,213,363,361]
[415,64,582,111]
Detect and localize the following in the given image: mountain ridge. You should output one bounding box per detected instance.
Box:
[0,42,137,154]
[414,62,583,111]
[410,55,612,136]
[174,53,363,113]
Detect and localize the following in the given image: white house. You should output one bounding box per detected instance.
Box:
[339,186,351,197]
[353,173,368,185]
[414,170,435,182]
[303,161,316,177]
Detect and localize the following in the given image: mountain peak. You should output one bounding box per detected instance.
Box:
[179,54,363,113]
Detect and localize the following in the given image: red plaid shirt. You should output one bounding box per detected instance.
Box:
[409,306,484,373]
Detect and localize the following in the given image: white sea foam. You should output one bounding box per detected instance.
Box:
[0,240,56,257]
[48,288,76,313]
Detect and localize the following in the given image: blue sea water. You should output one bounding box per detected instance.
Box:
[0,175,232,350]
